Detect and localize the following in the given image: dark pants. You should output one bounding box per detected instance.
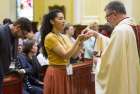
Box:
[25,85,43,94]
[23,88,30,94]
[0,64,4,94]
[30,85,43,94]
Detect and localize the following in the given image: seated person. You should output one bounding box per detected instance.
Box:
[16,39,43,94]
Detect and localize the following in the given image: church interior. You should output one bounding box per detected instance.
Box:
[0,0,140,94]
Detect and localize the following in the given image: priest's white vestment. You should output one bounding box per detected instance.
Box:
[96,18,140,94]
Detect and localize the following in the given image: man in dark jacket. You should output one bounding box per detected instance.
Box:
[0,17,32,94]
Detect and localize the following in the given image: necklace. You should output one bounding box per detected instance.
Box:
[52,32,68,50]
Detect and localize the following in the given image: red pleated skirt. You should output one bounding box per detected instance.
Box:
[43,66,71,94]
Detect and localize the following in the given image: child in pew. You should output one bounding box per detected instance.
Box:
[16,39,43,94]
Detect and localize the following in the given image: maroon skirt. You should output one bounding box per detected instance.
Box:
[43,66,71,94]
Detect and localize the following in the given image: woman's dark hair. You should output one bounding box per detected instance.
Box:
[40,9,63,58]
[22,39,35,55]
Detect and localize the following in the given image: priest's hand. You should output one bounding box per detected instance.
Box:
[84,29,99,38]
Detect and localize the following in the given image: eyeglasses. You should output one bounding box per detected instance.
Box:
[105,12,114,18]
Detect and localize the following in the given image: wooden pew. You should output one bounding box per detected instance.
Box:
[39,61,95,94]
[69,61,95,94]
[3,72,23,94]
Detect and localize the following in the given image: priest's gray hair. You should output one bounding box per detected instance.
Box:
[105,1,126,14]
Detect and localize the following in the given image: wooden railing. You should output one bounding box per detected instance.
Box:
[68,61,95,94]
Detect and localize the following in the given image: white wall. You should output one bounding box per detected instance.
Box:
[0,0,16,24]
[74,0,109,25]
